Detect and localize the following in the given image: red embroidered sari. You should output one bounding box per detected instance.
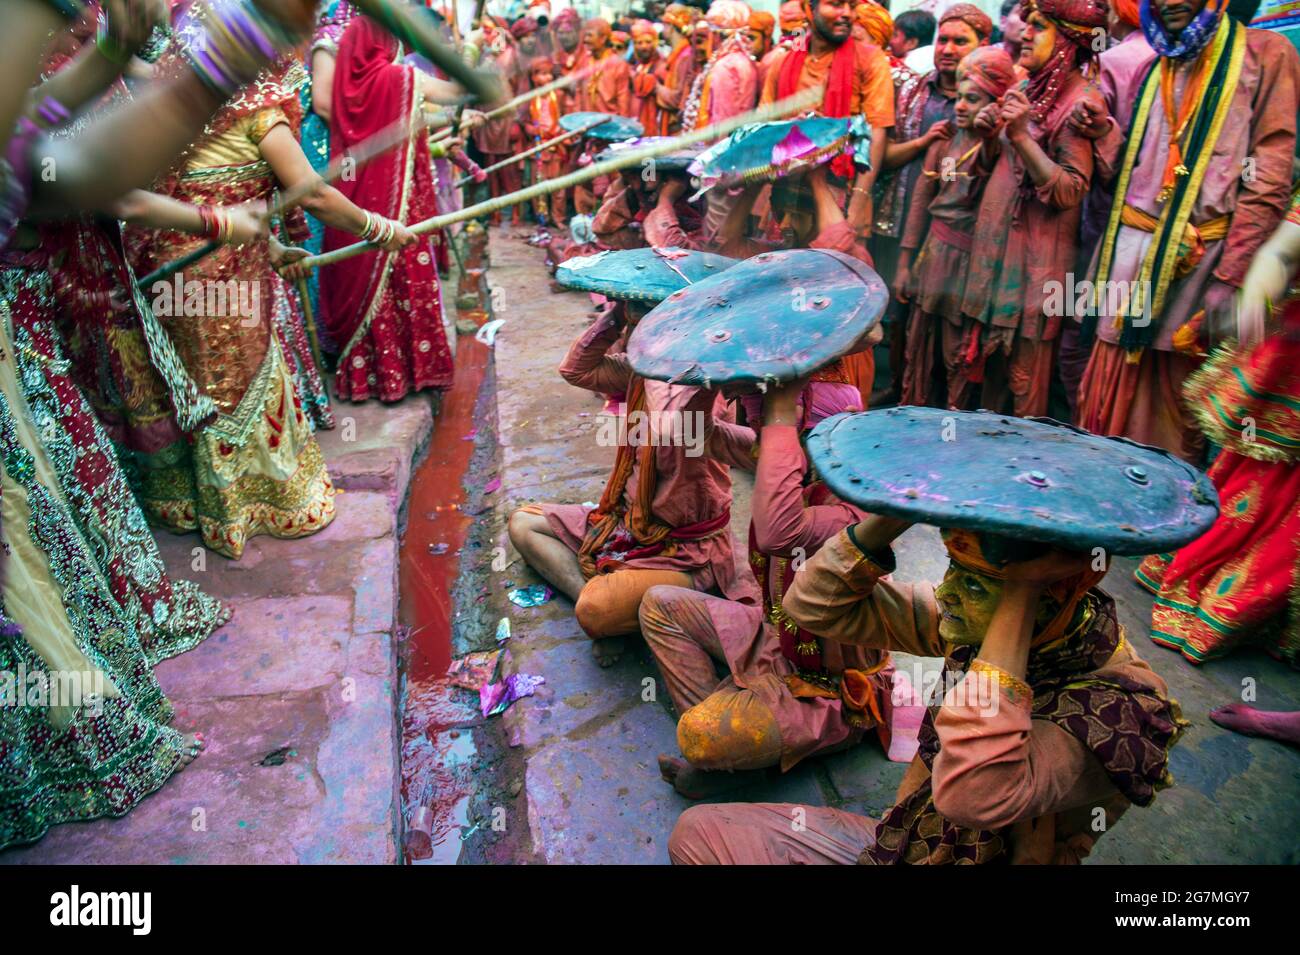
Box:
[321,17,453,402]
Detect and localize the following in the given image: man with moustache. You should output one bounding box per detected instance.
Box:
[576,17,633,117]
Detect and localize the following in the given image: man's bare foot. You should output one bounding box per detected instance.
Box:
[656,753,767,800]
[178,732,206,769]
[1210,704,1300,746]
[591,636,625,668]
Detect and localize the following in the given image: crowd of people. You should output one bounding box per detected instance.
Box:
[0,0,1297,864]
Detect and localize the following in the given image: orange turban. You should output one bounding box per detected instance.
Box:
[942,529,1108,649]
[1113,0,1141,27]
[750,10,776,37]
[584,17,612,39]
[662,2,695,31]
[779,0,807,31]
[631,18,658,39]
[854,1,893,48]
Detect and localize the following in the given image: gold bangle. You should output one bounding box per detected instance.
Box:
[969,659,1033,704]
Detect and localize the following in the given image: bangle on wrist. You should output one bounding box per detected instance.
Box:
[968,659,1033,704]
[181,0,306,98]
[35,97,72,129]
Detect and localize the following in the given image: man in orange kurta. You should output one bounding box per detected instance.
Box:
[655,3,700,133]
[760,0,894,238]
[577,18,633,117]
[630,19,668,134]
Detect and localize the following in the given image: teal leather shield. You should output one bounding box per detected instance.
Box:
[555,247,739,304]
[805,408,1220,555]
[560,111,644,141]
[688,116,863,189]
[627,248,887,387]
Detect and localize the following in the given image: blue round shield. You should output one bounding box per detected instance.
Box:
[626,248,887,387]
[555,247,739,303]
[805,408,1220,555]
[689,116,857,188]
[560,111,644,142]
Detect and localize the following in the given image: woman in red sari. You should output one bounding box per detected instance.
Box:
[1136,190,1300,668]
[321,17,454,403]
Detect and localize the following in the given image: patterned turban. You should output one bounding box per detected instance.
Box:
[779,0,808,30]
[706,0,753,31]
[854,1,893,48]
[511,16,539,38]
[750,10,776,36]
[939,2,994,40]
[662,3,696,31]
[1021,0,1108,46]
[956,44,1017,98]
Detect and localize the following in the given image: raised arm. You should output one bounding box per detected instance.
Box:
[784,518,945,658]
[558,305,634,395]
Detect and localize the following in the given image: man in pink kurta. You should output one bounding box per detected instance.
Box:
[681,1,760,131]
[1075,0,1300,462]
[508,302,754,665]
[642,376,918,801]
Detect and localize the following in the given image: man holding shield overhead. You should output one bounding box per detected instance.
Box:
[634,250,914,801]
[669,409,1206,864]
[508,250,754,667]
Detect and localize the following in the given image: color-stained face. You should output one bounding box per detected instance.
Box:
[934,20,980,77]
[1019,11,1058,72]
[691,27,711,62]
[953,77,993,128]
[611,37,629,54]
[746,26,769,57]
[813,0,855,44]
[556,24,580,51]
[934,561,1058,645]
[634,33,658,61]
[532,65,555,85]
[584,24,610,53]
[519,34,539,55]
[1152,0,1210,33]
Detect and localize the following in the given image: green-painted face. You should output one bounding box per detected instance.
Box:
[933,560,1059,645]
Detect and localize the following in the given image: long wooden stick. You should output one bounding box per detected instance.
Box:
[295,88,824,272]
[136,109,453,289]
[454,122,599,188]
[427,64,596,144]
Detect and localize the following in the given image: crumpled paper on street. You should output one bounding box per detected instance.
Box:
[479,673,546,717]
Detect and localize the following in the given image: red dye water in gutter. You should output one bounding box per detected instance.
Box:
[397,329,491,862]
[398,334,490,681]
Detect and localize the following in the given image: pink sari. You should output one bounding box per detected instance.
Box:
[322,17,453,402]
